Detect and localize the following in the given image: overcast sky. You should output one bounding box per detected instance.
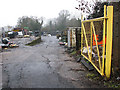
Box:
[0,0,82,27]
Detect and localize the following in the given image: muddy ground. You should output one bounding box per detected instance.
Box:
[1,36,106,88]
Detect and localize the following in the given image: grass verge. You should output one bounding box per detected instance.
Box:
[70,51,77,55]
[26,37,42,46]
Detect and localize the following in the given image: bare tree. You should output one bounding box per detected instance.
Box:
[56,10,70,31]
[75,0,103,18]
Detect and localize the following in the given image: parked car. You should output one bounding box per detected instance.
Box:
[8,32,16,38]
[34,30,40,37]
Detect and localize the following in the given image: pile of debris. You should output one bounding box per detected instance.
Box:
[82,46,104,60]
[0,38,19,50]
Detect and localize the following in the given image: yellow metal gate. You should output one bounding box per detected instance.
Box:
[81,5,113,79]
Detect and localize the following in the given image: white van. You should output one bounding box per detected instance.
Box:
[17,31,23,38]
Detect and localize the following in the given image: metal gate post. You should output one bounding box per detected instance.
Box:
[105,6,113,79]
[102,5,107,75]
[81,15,83,55]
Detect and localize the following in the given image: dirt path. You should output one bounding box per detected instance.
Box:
[2,36,105,88]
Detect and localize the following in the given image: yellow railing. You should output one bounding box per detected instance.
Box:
[81,5,113,79]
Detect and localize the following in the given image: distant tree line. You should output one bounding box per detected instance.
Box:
[17,16,43,32]
[42,10,81,35]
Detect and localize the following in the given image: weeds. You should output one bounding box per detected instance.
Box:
[26,37,42,46]
[70,51,77,55]
[104,81,120,88]
[87,73,96,78]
